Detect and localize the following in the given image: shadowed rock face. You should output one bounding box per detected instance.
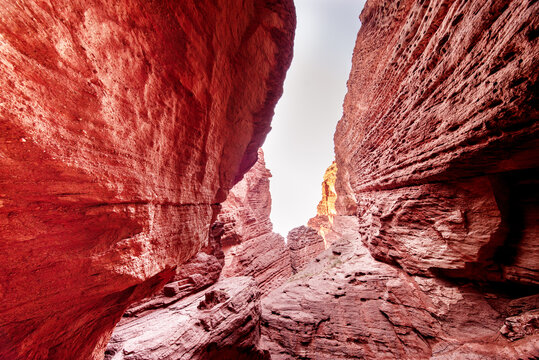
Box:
[335,0,539,283]
[118,223,225,319]
[0,1,295,358]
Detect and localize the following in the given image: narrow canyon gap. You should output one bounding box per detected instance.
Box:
[263,0,366,236]
[1,0,538,359]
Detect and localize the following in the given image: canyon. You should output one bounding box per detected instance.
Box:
[0,0,538,359]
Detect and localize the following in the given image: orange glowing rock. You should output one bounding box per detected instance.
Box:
[308,161,338,246]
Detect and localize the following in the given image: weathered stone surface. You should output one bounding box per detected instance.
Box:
[261,216,539,360]
[334,0,539,282]
[357,176,503,277]
[261,0,539,358]
[123,252,223,317]
[106,276,266,360]
[219,149,274,247]
[262,217,437,359]
[219,150,292,295]
[287,225,326,274]
[122,224,225,318]
[308,161,338,242]
[500,309,539,341]
[0,1,294,358]
[222,231,291,296]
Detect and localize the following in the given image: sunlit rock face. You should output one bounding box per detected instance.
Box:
[219,149,292,295]
[334,0,539,283]
[0,0,294,358]
[308,161,338,242]
[106,277,266,360]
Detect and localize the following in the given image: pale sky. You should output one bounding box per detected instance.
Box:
[263,0,367,236]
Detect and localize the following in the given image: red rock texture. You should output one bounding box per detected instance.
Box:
[261,217,539,359]
[106,276,267,360]
[219,149,274,247]
[219,149,292,295]
[287,225,326,274]
[261,0,539,358]
[334,0,539,283]
[0,1,294,358]
[121,223,225,318]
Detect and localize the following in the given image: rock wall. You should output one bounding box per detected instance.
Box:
[308,161,338,241]
[119,222,225,319]
[219,149,292,295]
[0,1,294,359]
[261,217,539,360]
[104,150,289,358]
[106,277,266,360]
[262,0,538,358]
[334,0,538,283]
[287,226,326,274]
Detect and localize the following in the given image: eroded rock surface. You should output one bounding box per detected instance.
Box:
[0,1,294,358]
[287,226,326,274]
[121,223,225,318]
[219,149,292,295]
[106,277,266,360]
[261,0,538,358]
[334,0,539,283]
[261,217,539,359]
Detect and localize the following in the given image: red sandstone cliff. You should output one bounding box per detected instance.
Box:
[219,149,292,295]
[287,226,326,274]
[0,1,295,359]
[103,149,289,359]
[334,0,539,283]
[262,0,539,358]
[261,217,539,359]
[2,0,538,357]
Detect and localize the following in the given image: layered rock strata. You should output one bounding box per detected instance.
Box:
[106,277,267,360]
[121,223,225,318]
[105,149,293,359]
[219,149,292,295]
[0,1,294,358]
[261,217,539,359]
[334,0,539,283]
[262,0,539,358]
[287,226,326,274]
